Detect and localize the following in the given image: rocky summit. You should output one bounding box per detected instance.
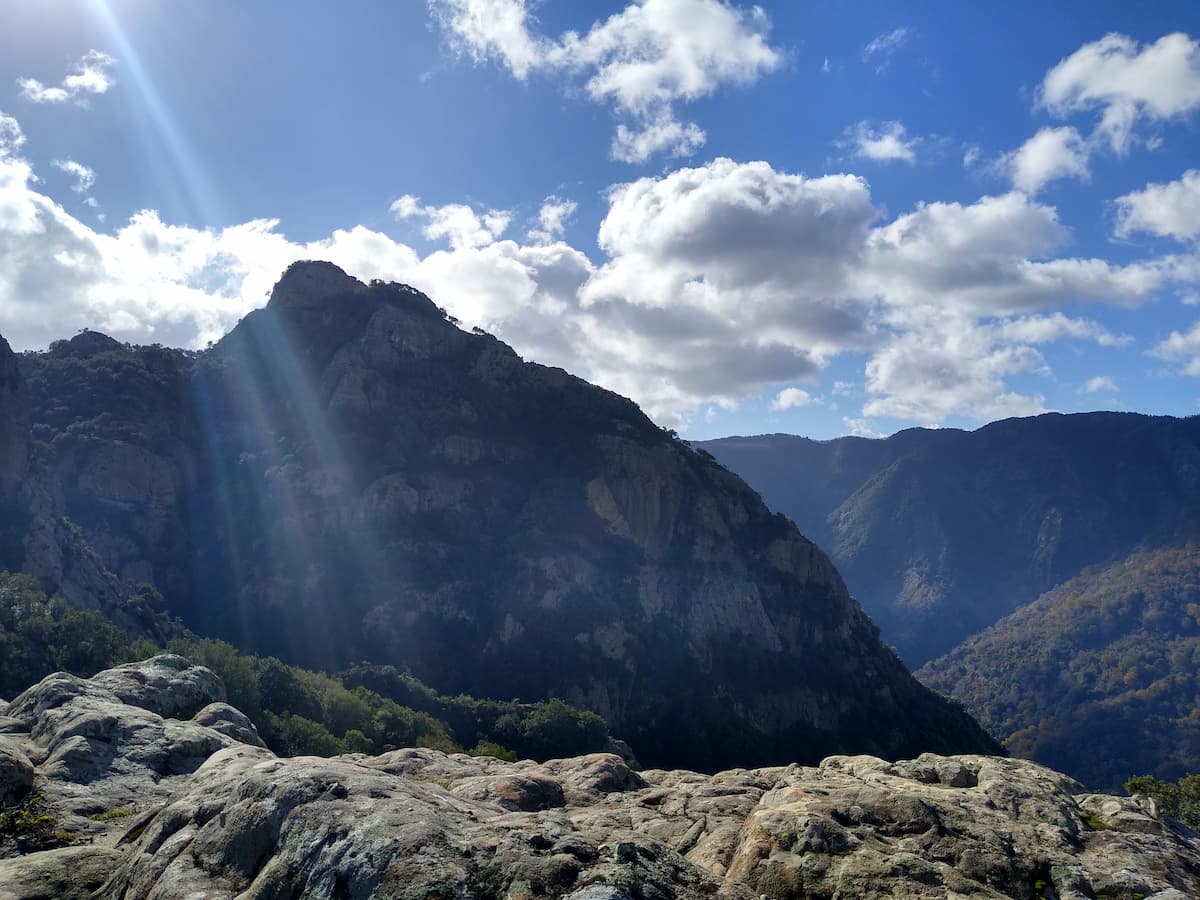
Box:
[1,657,1198,900]
[1,261,996,772]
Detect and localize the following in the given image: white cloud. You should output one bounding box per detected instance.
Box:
[1039,32,1200,154]
[51,159,96,194]
[391,194,511,250]
[528,195,578,243]
[1150,321,1200,376]
[963,145,981,168]
[612,111,706,163]
[862,315,1050,424]
[843,417,884,438]
[1002,126,1089,194]
[771,387,813,411]
[997,312,1130,347]
[428,0,547,79]
[429,0,781,162]
[863,192,1166,315]
[861,27,913,73]
[847,120,917,163]
[821,58,831,75]
[1116,169,1200,242]
[0,121,1191,432]
[1080,375,1118,394]
[18,51,117,105]
[0,113,25,159]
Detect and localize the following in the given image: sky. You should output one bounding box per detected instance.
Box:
[1,1,1199,439]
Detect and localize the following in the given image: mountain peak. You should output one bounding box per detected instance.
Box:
[266,260,366,311]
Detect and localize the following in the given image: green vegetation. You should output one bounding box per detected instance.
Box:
[919,546,1200,789]
[0,571,614,763]
[0,790,79,852]
[0,571,133,697]
[1124,773,1200,829]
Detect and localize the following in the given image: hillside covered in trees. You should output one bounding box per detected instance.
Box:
[919,547,1200,788]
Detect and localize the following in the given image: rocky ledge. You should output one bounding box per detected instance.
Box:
[1,658,1197,899]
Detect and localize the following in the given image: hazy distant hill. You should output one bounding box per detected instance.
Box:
[700,414,1200,667]
[919,546,1200,788]
[0,261,998,772]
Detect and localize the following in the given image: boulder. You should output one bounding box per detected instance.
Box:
[0,743,33,806]
[191,702,267,748]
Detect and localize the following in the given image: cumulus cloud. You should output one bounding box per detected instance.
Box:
[1150,321,1200,376]
[1116,169,1200,242]
[0,117,1190,432]
[0,113,25,158]
[846,121,918,163]
[1039,32,1200,154]
[612,112,706,164]
[771,387,813,411]
[528,195,578,243]
[861,27,913,73]
[1080,375,1118,394]
[1002,126,1089,194]
[391,194,511,250]
[428,0,781,162]
[18,51,117,105]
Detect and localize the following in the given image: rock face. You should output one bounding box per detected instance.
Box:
[0,655,242,842]
[5,261,998,771]
[2,660,1197,900]
[0,335,28,499]
[700,415,1200,668]
[0,333,178,642]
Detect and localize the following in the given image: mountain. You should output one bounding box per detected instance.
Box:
[0,260,997,772]
[699,414,1200,668]
[919,545,1200,789]
[4,656,1199,900]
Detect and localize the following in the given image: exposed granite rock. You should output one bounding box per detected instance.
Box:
[0,743,33,806]
[190,702,267,748]
[0,846,125,900]
[98,747,1200,900]
[1,660,1197,899]
[0,655,233,840]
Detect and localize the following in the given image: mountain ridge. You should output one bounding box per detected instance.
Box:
[0,260,998,773]
[700,411,1200,667]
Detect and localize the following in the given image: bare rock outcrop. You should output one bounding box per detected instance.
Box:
[0,656,247,843]
[2,659,1199,899]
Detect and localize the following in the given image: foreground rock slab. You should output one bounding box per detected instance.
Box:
[103,748,1200,899]
[3,659,1199,899]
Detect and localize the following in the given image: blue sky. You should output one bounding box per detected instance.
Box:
[1,1,1199,439]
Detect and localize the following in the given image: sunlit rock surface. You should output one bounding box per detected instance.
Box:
[2,660,1199,899]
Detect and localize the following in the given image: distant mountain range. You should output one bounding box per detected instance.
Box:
[700,416,1200,785]
[700,415,1200,667]
[0,260,997,773]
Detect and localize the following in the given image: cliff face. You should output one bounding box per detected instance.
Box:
[0,336,27,500]
[6,261,998,771]
[700,414,1200,667]
[2,659,1198,900]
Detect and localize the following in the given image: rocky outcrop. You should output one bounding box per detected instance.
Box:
[3,660,1198,900]
[0,655,249,845]
[9,262,999,772]
[94,745,1200,900]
